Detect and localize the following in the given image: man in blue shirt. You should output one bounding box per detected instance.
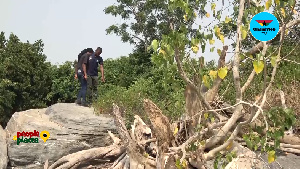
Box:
[86,47,105,104]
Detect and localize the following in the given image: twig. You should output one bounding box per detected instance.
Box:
[241,70,255,94]
[281,59,300,65]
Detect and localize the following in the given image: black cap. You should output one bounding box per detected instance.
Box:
[86,48,94,53]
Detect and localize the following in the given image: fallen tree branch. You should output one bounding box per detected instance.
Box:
[48,144,125,169]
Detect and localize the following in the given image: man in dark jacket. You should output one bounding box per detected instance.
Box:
[86,47,105,104]
[75,48,94,107]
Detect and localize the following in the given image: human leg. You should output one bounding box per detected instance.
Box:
[91,76,98,101]
[86,76,93,103]
[77,72,88,105]
[76,72,83,104]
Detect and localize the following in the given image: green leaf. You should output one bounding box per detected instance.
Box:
[210,47,215,52]
[201,45,205,53]
[268,150,276,163]
[271,56,277,67]
[151,40,158,51]
[253,60,264,74]
[217,49,222,56]
[218,67,228,79]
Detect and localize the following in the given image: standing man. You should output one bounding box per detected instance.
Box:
[86,47,105,104]
[75,48,94,107]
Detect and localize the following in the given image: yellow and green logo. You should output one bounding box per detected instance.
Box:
[13,130,50,145]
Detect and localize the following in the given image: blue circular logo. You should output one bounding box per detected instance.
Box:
[250,12,279,41]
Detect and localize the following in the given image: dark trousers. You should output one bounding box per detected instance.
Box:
[77,72,87,103]
[87,75,98,102]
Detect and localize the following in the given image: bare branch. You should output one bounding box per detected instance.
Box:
[281,58,300,65]
[205,0,246,149]
[205,45,229,102]
[251,23,287,123]
[174,46,226,120]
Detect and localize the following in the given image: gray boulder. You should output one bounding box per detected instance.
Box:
[0,125,8,169]
[5,103,117,168]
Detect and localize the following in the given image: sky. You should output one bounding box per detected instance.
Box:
[0,0,234,65]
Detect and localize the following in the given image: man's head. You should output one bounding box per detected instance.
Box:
[95,47,102,56]
[86,48,94,55]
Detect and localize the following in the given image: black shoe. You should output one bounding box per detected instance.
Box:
[75,100,81,105]
[81,102,89,107]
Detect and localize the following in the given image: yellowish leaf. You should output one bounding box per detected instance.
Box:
[293,9,297,15]
[191,46,199,53]
[281,8,286,18]
[285,29,289,35]
[211,3,216,11]
[218,66,228,79]
[220,34,224,44]
[182,159,187,168]
[226,141,233,150]
[194,12,197,17]
[202,75,210,88]
[204,113,209,120]
[214,26,221,37]
[265,0,272,10]
[184,14,188,21]
[268,150,276,163]
[209,70,218,79]
[209,39,215,45]
[217,49,222,56]
[211,117,215,123]
[241,26,247,40]
[253,60,264,74]
[143,152,149,158]
[275,0,280,5]
[173,127,178,135]
[225,16,232,23]
[200,140,206,146]
[206,12,210,18]
[159,49,166,55]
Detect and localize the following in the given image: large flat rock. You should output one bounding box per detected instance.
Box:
[0,126,7,169]
[5,103,117,168]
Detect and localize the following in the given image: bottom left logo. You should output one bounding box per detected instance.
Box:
[13,130,50,145]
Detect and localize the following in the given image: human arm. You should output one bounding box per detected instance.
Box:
[74,64,78,79]
[99,57,105,82]
[100,64,105,82]
[82,55,88,79]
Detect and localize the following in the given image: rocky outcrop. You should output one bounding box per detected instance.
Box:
[5,103,116,168]
[0,125,7,169]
